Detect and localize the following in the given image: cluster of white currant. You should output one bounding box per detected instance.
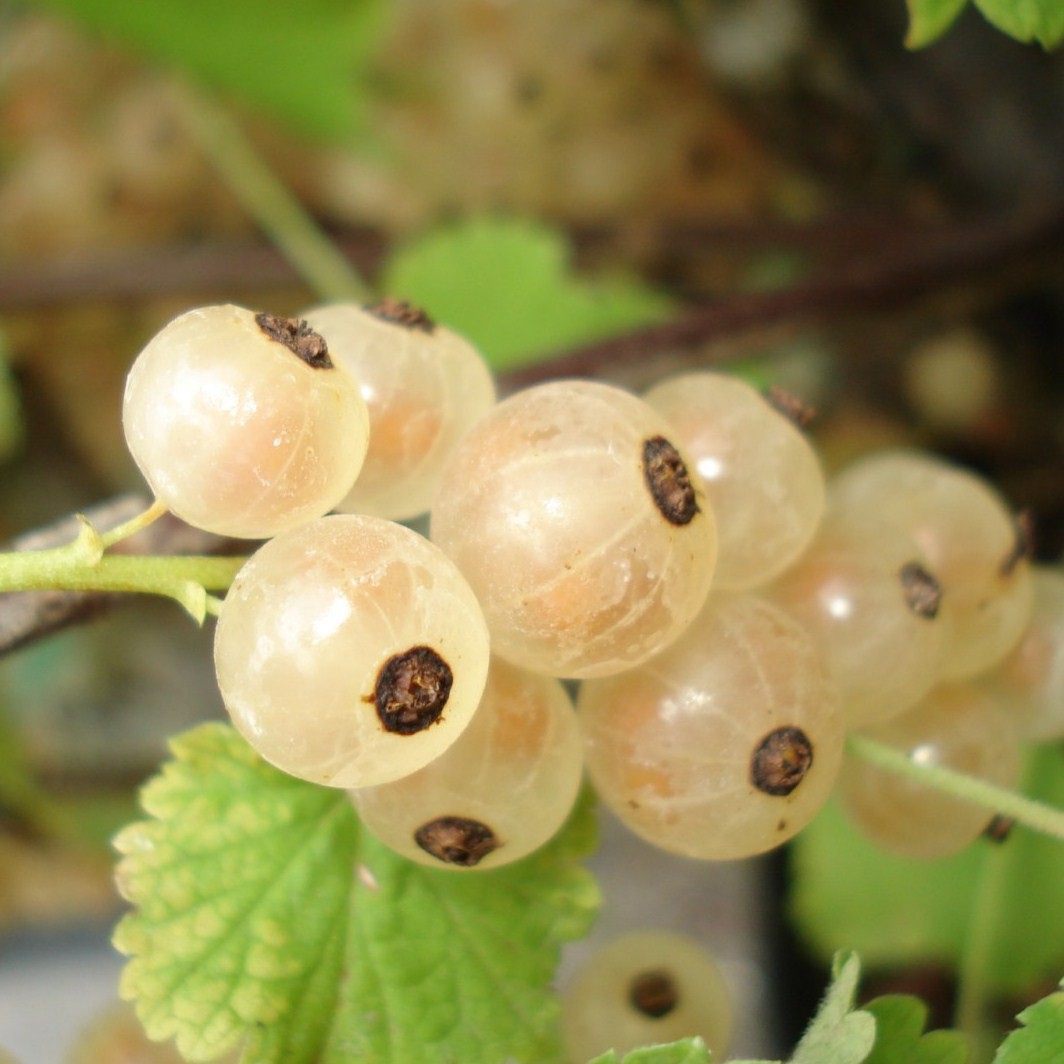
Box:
[121,299,1060,874]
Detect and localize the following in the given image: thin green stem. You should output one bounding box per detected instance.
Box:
[176,83,370,303]
[97,499,170,550]
[0,543,246,623]
[846,734,1064,842]
[204,593,226,618]
[955,828,1023,1061]
[0,553,245,594]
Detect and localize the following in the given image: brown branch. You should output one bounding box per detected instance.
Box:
[0,230,388,310]
[0,210,1031,310]
[500,205,1064,391]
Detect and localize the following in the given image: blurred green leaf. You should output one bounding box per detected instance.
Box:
[790,745,1064,995]
[27,0,389,139]
[791,952,876,1064]
[907,0,1064,47]
[973,0,1064,47]
[905,0,969,46]
[382,216,673,371]
[993,981,1064,1063]
[114,723,600,1064]
[860,995,969,1064]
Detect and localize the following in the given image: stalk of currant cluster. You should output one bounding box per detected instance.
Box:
[0,499,244,622]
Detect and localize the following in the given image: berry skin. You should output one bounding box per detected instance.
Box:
[351,657,583,870]
[301,299,496,521]
[769,507,949,727]
[579,592,843,859]
[838,681,1021,858]
[643,370,825,589]
[983,567,1064,740]
[213,514,490,789]
[431,380,717,679]
[829,449,1032,679]
[122,304,370,538]
[562,931,733,1063]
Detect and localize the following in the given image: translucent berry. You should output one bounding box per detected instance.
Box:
[214,514,490,788]
[769,507,950,726]
[643,370,825,589]
[351,658,583,870]
[579,592,843,859]
[829,450,1032,679]
[122,304,370,538]
[301,298,496,521]
[837,681,1022,859]
[983,567,1064,740]
[431,380,717,679]
[562,931,733,1063]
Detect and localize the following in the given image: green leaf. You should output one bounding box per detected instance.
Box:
[993,981,1064,1063]
[26,0,389,139]
[905,0,970,46]
[789,746,1064,996]
[113,723,600,1064]
[906,0,1064,46]
[381,216,673,372]
[586,1037,713,1064]
[791,952,877,1064]
[973,0,1064,47]
[860,996,969,1064]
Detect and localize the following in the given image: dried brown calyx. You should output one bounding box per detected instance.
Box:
[255,312,332,368]
[751,726,814,796]
[763,385,816,429]
[899,561,943,619]
[371,646,453,735]
[414,815,500,866]
[643,436,699,526]
[1000,509,1034,577]
[365,297,436,332]
[628,969,679,1018]
[984,814,1015,843]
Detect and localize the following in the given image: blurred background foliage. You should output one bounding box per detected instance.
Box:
[0,0,1061,1057]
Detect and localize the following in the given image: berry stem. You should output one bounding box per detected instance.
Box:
[847,734,1064,842]
[97,498,170,550]
[176,83,370,303]
[0,541,245,623]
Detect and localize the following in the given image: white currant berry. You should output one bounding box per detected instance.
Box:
[351,657,583,870]
[122,304,370,538]
[579,592,843,860]
[829,449,1032,679]
[214,514,490,788]
[837,681,1021,859]
[643,370,825,589]
[301,298,496,521]
[769,507,950,727]
[431,380,717,679]
[982,567,1064,740]
[562,931,733,1063]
